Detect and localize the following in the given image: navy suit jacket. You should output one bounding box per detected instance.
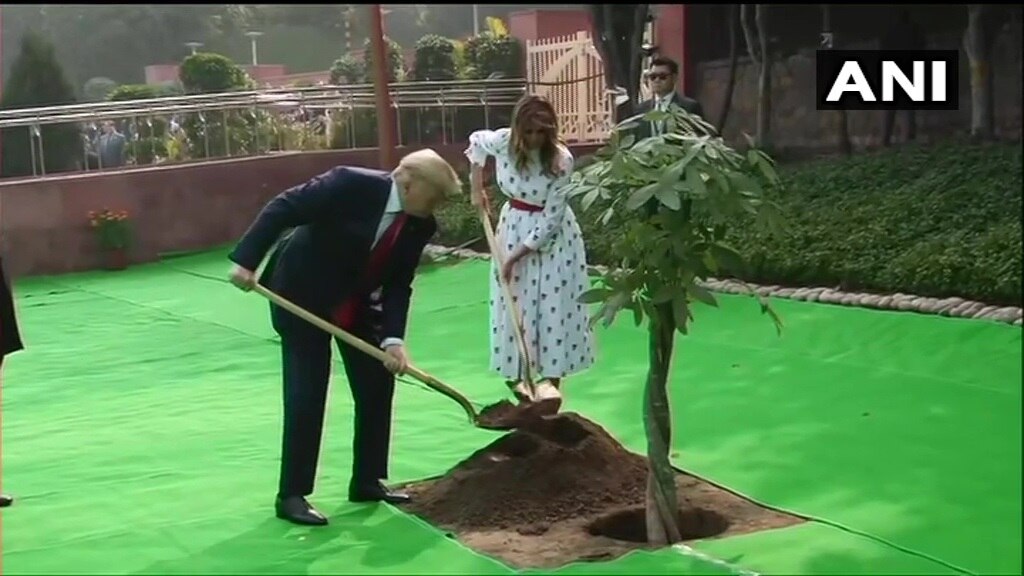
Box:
[228,166,437,342]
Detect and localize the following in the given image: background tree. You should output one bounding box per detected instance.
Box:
[361,36,405,83]
[588,4,651,119]
[821,4,851,156]
[715,5,740,133]
[462,18,524,80]
[740,4,772,149]
[412,35,458,81]
[963,4,1003,141]
[177,53,263,159]
[0,30,81,178]
[329,55,365,85]
[567,105,785,546]
[83,77,119,102]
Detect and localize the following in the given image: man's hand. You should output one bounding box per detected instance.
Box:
[228,263,257,291]
[382,344,410,375]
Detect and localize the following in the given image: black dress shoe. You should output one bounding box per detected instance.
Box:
[348,481,411,505]
[0,494,13,508]
[274,496,328,526]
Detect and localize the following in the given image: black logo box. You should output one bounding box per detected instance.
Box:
[816,50,960,111]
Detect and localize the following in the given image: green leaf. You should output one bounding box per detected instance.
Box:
[654,186,681,210]
[611,154,628,179]
[601,291,631,328]
[709,242,747,276]
[578,287,611,304]
[685,164,708,198]
[601,206,615,225]
[676,144,702,172]
[645,109,670,123]
[626,183,658,210]
[619,134,636,149]
[687,282,719,307]
[651,284,676,304]
[701,250,719,274]
[671,294,690,335]
[581,187,601,210]
[759,297,784,336]
[631,300,644,326]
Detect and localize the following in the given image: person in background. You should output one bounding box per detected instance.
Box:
[635,56,706,139]
[465,95,595,415]
[0,254,25,508]
[94,120,127,168]
[227,148,461,526]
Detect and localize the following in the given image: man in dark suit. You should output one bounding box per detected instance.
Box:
[1,254,25,508]
[227,148,461,526]
[635,56,706,139]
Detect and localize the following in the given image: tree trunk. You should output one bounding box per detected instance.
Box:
[716,4,740,133]
[821,4,852,156]
[741,4,772,149]
[644,303,682,545]
[754,5,772,150]
[589,4,650,120]
[964,4,998,141]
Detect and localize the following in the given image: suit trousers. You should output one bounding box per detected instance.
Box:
[275,306,396,498]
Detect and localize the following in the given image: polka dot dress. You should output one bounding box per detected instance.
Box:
[466,128,595,380]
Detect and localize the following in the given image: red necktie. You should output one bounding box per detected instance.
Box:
[332,213,408,330]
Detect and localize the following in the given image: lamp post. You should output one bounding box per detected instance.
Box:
[184,42,204,55]
[245,31,263,66]
[368,5,397,170]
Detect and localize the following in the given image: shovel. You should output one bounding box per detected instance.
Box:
[477,204,538,402]
[251,284,480,423]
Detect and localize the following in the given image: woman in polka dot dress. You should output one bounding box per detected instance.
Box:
[466,95,594,410]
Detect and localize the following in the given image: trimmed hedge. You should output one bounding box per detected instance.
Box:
[435,140,1022,306]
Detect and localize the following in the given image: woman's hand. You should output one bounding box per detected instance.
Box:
[470,164,493,217]
[500,245,533,283]
[471,187,492,215]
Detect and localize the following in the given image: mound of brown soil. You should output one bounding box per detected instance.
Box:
[407,412,647,530]
[402,412,805,570]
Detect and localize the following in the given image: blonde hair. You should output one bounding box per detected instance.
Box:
[510,94,562,177]
[396,148,462,199]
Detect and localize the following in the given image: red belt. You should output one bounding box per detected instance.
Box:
[509,198,543,212]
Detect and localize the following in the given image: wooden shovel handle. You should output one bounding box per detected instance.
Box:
[478,206,536,390]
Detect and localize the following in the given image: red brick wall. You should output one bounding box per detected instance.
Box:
[0,144,600,279]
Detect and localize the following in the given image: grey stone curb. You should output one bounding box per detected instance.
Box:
[423,244,1024,328]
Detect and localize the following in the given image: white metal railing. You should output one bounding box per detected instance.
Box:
[0,80,529,178]
[0,79,528,128]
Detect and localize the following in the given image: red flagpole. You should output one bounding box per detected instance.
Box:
[368,5,397,170]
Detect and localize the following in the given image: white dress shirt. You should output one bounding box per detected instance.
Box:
[653,91,676,136]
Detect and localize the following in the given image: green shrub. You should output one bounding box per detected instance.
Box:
[412,35,458,82]
[361,37,405,84]
[179,53,253,94]
[726,140,1022,305]
[107,84,164,102]
[83,77,118,101]
[434,140,1023,305]
[463,29,523,80]
[329,55,364,85]
[177,53,266,159]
